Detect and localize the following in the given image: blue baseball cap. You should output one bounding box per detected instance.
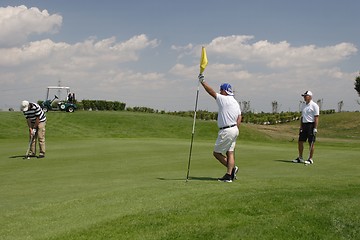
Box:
[220,83,234,96]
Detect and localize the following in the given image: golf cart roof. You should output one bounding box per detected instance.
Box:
[47,86,71,90]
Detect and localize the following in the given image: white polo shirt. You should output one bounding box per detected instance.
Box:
[216,93,241,128]
[301,100,319,123]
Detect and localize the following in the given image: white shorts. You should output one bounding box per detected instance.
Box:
[214,127,239,153]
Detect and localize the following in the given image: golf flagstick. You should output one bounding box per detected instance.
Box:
[186,81,200,182]
[186,47,208,182]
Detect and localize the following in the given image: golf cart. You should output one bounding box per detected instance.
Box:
[41,86,77,112]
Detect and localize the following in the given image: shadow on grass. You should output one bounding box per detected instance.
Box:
[274,159,295,164]
[9,155,37,159]
[157,176,218,181]
[188,176,218,181]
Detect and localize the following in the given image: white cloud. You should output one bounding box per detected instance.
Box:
[0,39,66,66]
[171,43,194,60]
[0,5,62,47]
[207,35,358,68]
[169,36,358,112]
[0,35,159,67]
[0,30,162,110]
[171,44,193,51]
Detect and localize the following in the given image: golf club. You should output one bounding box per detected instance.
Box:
[24,130,36,159]
[24,135,33,159]
[305,134,316,165]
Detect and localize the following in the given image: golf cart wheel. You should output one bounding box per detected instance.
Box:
[42,107,48,112]
[67,106,75,112]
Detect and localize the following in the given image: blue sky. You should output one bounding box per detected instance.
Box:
[1,0,359,112]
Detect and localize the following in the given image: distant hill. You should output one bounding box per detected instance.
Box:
[246,112,360,144]
[1,111,359,143]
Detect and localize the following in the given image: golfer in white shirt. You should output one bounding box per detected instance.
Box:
[198,74,242,182]
[293,91,319,164]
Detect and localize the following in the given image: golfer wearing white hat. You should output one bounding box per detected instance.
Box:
[198,74,242,182]
[293,91,319,164]
[20,100,47,158]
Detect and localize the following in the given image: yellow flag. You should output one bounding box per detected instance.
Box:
[199,46,208,74]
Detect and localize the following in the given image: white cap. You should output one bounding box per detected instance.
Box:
[301,90,313,97]
[20,100,29,111]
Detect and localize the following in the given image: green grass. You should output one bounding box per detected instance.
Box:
[319,112,360,139]
[0,111,359,239]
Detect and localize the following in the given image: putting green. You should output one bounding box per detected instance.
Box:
[1,136,359,239]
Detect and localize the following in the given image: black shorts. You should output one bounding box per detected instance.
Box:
[299,122,316,143]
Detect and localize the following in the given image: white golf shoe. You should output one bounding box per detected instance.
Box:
[292,157,304,163]
[304,159,314,165]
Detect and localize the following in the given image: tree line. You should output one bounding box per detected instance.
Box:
[77,100,335,125]
[37,99,336,125]
[167,109,335,125]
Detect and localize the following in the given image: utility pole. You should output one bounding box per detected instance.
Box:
[338,101,344,112]
[58,80,61,99]
[317,99,323,111]
[272,101,278,114]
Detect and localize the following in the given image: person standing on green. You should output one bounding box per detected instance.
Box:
[293,91,319,164]
[198,74,242,182]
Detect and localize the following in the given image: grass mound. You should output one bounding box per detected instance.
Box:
[4,111,359,142]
